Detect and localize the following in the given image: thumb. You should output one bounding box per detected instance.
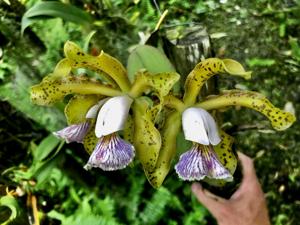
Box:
[191,183,227,215]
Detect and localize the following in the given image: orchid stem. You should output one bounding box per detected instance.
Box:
[163,95,185,112]
[128,76,147,98]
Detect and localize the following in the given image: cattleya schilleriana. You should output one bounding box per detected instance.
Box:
[30,42,296,188]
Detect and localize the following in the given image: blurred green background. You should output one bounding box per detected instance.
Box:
[0,0,299,224]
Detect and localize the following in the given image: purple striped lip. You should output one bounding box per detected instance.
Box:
[84,133,135,171]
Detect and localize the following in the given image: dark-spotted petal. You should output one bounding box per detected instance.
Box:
[84,134,135,171]
[53,121,90,143]
[175,144,232,181]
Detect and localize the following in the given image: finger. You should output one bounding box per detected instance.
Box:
[231,152,258,200]
[203,189,228,203]
[191,183,227,213]
[237,151,257,181]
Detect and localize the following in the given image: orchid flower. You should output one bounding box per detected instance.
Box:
[144,58,296,188]
[175,107,232,181]
[30,41,180,171]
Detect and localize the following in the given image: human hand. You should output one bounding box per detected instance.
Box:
[191,152,271,225]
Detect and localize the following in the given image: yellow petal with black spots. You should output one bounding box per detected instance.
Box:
[83,119,98,154]
[123,114,134,144]
[51,58,72,78]
[184,58,251,105]
[64,41,130,91]
[65,95,101,125]
[129,71,180,119]
[196,90,296,131]
[30,75,122,105]
[132,98,161,171]
[145,111,181,188]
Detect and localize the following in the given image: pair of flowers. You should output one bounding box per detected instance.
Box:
[31,41,296,188]
[54,95,232,181]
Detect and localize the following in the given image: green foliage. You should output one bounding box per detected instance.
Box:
[127,45,176,82]
[0,195,19,225]
[246,58,276,67]
[21,1,93,34]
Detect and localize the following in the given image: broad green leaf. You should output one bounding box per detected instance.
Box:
[30,75,122,105]
[196,90,296,131]
[0,195,19,225]
[145,111,181,188]
[64,41,130,91]
[183,58,251,105]
[127,45,176,82]
[21,1,93,34]
[32,134,61,161]
[65,95,101,124]
[132,98,161,171]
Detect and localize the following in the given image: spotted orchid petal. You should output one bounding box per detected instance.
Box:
[83,120,98,154]
[53,121,90,143]
[196,90,296,131]
[30,75,122,106]
[95,95,133,138]
[175,144,233,181]
[132,97,161,171]
[84,133,135,171]
[145,111,181,188]
[64,41,130,91]
[65,95,101,125]
[129,71,180,121]
[182,107,221,145]
[183,58,251,105]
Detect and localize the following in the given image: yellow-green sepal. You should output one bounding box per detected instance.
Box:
[50,58,72,78]
[204,130,237,187]
[30,75,122,105]
[83,119,97,154]
[183,58,251,105]
[64,41,130,91]
[196,90,296,131]
[132,97,161,171]
[64,95,101,124]
[123,114,134,144]
[130,71,180,98]
[129,71,180,121]
[145,111,181,188]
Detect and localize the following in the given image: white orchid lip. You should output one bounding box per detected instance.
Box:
[182,107,221,145]
[95,95,133,138]
[85,98,110,119]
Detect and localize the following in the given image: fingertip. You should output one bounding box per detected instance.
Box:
[237,151,256,180]
[191,182,202,194]
[237,151,253,166]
